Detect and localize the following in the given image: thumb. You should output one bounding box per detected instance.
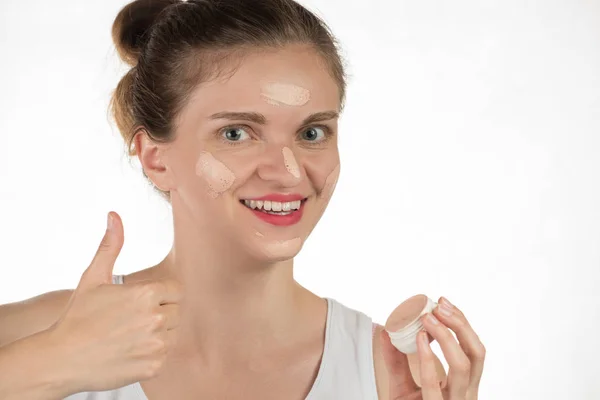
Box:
[77,212,124,291]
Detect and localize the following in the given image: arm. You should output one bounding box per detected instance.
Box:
[0,291,76,399]
[0,290,73,347]
[0,328,77,400]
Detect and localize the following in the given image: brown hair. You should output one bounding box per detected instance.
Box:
[109,0,348,200]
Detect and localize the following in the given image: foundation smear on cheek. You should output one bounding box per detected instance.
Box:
[282,147,301,179]
[260,82,310,106]
[263,237,303,258]
[195,151,236,198]
[320,164,340,200]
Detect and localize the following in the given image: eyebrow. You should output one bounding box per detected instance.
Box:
[208,110,339,126]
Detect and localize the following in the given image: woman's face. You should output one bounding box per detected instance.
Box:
[159,44,341,262]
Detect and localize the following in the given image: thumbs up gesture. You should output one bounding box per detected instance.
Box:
[46,212,184,394]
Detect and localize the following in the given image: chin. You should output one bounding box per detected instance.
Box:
[250,236,305,263]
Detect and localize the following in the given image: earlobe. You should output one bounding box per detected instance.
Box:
[133,129,173,191]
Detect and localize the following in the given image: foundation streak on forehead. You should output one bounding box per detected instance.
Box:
[195,151,236,198]
[260,82,311,106]
[263,237,303,258]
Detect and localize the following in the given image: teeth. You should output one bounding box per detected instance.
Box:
[242,199,303,212]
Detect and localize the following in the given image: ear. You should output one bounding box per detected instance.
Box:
[133,129,175,192]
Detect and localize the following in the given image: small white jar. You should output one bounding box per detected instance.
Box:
[385,294,438,354]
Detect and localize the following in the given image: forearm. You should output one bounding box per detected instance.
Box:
[0,329,77,400]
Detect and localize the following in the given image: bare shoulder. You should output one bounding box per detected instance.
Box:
[372,323,392,399]
[0,289,73,347]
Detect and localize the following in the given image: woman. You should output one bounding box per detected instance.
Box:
[0,0,485,398]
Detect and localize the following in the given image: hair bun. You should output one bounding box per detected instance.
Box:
[112,0,179,66]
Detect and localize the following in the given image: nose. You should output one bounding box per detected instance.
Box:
[256,145,302,187]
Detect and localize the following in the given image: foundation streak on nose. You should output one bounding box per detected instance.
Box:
[260,82,311,107]
[282,147,301,180]
[263,237,303,258]
[195,151,236,198]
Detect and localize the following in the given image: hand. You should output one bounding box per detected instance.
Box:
[45,212,184,393]
[380,297,486,400]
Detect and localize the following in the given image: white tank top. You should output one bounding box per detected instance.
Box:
[64,275,379,399]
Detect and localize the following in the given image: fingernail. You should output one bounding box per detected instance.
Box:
[107,213,113,231]
[438,302,453,317]
[420,330,429,346]
[441,297,454,309]
[426,313,439,325]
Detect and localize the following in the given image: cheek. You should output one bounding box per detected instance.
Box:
[195,151,236,198]
[320,163,340,200]
[205,146,268,187]
[304,154,340,200]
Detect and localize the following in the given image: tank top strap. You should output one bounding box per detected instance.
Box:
[307,298,379,399]
[111,274,125,285]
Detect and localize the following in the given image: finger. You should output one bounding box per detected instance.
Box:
[408,337,448,388]
[379,328,419,396]
[422,313,470,399]
[138,279,185,305]
[148,304,180,332]
[417,330,443,400]
[78,212,124,291]
[159,303,180,330]
[433,297,486,389]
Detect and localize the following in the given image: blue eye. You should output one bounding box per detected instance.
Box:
[301,127,326,142]
[222,127,250,142]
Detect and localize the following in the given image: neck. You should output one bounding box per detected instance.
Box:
[154,213,317,368]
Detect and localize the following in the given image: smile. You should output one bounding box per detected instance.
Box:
[239,197,307,226]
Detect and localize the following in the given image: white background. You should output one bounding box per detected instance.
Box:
[1,0,599,399]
